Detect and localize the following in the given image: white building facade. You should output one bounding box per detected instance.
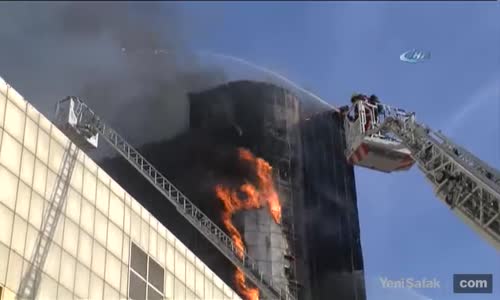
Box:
[0,76,241,300]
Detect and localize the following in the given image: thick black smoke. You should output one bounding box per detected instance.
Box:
[0,2,226,149]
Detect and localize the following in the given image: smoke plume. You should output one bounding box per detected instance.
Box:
[0,2,226,149]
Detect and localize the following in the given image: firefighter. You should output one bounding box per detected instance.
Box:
[350,93,368,121]
[368,94,383,123]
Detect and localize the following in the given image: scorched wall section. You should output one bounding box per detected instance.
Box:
[299,110,366,300]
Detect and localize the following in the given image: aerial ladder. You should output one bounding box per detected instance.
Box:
[340,97,500,250]
[54,96,294,300]
[18,141,79,299]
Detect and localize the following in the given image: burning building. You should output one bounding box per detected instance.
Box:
[99,80,366,300]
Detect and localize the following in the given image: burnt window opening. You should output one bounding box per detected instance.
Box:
[129,243,165,300]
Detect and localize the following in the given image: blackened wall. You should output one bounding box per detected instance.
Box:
[98,80,366,300]
[299,111,365,300]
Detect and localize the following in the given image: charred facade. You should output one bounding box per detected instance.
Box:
[98,80,365,300]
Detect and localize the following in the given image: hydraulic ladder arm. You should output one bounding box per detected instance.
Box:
[351,102,500,250]
[55,96,293,300]
[18,142,79,299]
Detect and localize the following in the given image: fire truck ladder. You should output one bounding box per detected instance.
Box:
[18,142,79,299]
[362,103,500,249]
[56,96,293,300]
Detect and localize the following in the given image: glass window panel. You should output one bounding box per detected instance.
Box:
[97,168,111,187]
[158,224,167,240]
[166,229,175,244]
[125,194,132,207]
[28,192,43,230]
[121,263,128,296]
[214,275,224,290]
[66,187,81,224]
[4,100,25,142]
[47,139,64,173]
[214,287,224,300]
[32,160,46,197]
[76,149,85,164]
[16,179,31,221]
[130,243,147,278]
[44,168,56,200]
[175,239,187,254]
[110,180,125,201]
[141,207,150,223]
[0,91,5,126]
[63,218,79,257]
[174,278,186,300]
[157,237,166,266]
[6,250,22,291]
[175,250,186,281]
[122,235,130,264]
[44,243,61,280]
[84,155,98,175]
[39,115,52,133]
[23,118,37,153]
[83,169,98,205]
[36,128,49,164]
[195,269,204,298]
[0,166,18,211]
[0,203,14,246]
[148,285,163,300]
[131,212,141,246]
[107,221,123,259]
[26,104,39,124]
[51,125,69,147]
[149,228,157,258]
[149,217,158,231]
[38,273,57,300]
[59,250,76,291]
[6,85,26,110]
[148,257,164,292]
[129,271,147,300]
[131,198,141,215]
[0,133,22,176]
[186,263,195,290]
[78,230,92,268]
[195,257,205,271]
[80,199,94,236]
[89,272,104,300]
[94,210,108,246]
[92,241,106,278]
[20,148,35,185]
[11,216,27,256]
[24,225,37,259]
[109,191,124,228]
[57,285,72,300]
[186,249,195,264]
[186,288,196,300]
[0,242,8,285]
[70,162,83,193]
[104,283,120,300]
[74,263,90,298]
[124,205,131,235]
[166,243,174,273]
[140,220,149,252]
[165,271,174,299]
[95,180,109,214]
[223,283,233,299]
[105,252,121,290]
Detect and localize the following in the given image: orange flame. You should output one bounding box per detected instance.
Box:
[214,148,282,300]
